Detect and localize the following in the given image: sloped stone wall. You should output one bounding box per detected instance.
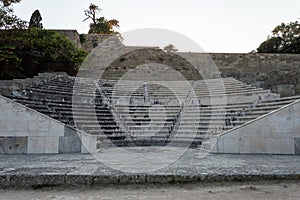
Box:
[0,95,96,154]
[211,100,300,155]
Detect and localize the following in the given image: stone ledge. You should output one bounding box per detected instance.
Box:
[0,147,300,188]
[0,173,299,188]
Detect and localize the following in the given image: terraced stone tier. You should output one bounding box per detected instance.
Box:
[5,74,300,150]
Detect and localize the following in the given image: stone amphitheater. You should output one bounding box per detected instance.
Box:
[1,36,300,187]
[0,35,300,156]
[2,72,300,154]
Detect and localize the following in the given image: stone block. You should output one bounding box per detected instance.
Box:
[93,174,120,185]
[278,116,294,133]
[65,175,93,186]
[59,136,81,153]
[0,137,27,154]
[48,123,64,137]
[9,174,65,188]
[146,173,174,183]
[28,121,40,132]
[249,137,267,154]
[265,138,281,154]
[81,134,97,154]
[223,137,240,154]
[280,138,294,154]
[294,138,300,155]
[215,138,224,153]
[295,84,300,95]
[0,120,28,132]
[119,174,146,184]
[27,137,45,154]
[239,137,252,154]
[45,137,59,154]
[0,130,15,137]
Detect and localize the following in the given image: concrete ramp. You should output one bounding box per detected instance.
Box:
[210,100,300,155]
[0,95,96,154]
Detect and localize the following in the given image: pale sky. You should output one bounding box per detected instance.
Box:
[13,0,300,53]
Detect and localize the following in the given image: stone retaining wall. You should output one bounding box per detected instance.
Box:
[0,95,96,154]
[52,30,82,48]
[211,53,300,97]
[84,46,300,97]
[211,100,300,155]
[51,31,300,97]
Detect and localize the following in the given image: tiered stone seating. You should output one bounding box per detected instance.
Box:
[192,78,279,104]
[5,74,300,150]
[8,75,128,148]
[98,79,189,146]
[114,105,180,146]
[178,95,300,148]
[98,80,192,105]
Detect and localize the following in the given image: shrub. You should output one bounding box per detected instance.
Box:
[0,28,88,79]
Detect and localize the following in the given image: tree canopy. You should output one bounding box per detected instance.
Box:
[257,21,300,54]
[163,44,178,52]
[0,1,88,79]
[84,3,119,34]
[0,0,27,29]
[29,9,43,29]
[2,0,21,7]
[0,29,87,79]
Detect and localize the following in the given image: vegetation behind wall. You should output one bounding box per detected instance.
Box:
[0,29,87,79]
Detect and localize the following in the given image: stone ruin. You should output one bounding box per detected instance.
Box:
[0,35,300,155]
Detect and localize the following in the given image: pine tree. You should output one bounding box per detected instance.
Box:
[29,10,43,29]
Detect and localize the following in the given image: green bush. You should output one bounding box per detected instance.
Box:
[79,34,87,44]
[0,28,88,79]
[0,46,23,79]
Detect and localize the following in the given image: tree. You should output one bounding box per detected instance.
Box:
[0,29,88,79]
[83,3,119,34]
[257,21,300,54]
[0,46,23,79]
[83,3,100,24]
[257,37,282,53]
[2,0,21,7]
[88,17,120,34]
[29,10,43,29]
[0,0,27,29]
[163,44,178,52]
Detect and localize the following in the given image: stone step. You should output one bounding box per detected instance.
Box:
[201,140,211,151]
[128,126,171,131]
[116,109,180,113]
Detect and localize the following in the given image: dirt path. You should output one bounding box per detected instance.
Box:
[1,181,300,200]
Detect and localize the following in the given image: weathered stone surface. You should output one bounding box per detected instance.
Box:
[66,175,93,186]
[0,137,27,154]
[0,95,96,154]
[84,48,300,96]
[0,72,67,96]
[52,30,82,48]
[212,100,300,154]
[0,148,299,187]
[59,127,82,153]
[294,138,300,155]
